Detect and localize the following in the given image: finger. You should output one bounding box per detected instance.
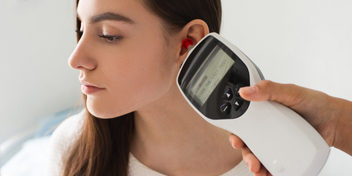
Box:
[229,133,245,149]
[242,146,261,173]
[254,164,269,176]
[238,80,305,107]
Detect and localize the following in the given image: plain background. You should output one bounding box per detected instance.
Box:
[0,0,351,175]
[0,0,79,143]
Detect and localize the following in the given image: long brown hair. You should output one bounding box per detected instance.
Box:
[63,0,222,175]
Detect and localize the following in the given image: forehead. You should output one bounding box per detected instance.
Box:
[76,0,158,25]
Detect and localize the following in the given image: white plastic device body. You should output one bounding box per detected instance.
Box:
[176,33,330,176]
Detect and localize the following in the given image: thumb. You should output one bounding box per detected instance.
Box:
[238,80,303,108]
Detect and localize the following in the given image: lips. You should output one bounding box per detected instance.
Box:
[80,80,105,94]
[80,80,104,89]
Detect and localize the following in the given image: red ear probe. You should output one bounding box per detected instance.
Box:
[180,38,194,68]
[182,38,194,50]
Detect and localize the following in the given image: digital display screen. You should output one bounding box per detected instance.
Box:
[186,46,235,106]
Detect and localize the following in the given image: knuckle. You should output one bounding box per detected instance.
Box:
[258,80,273,88]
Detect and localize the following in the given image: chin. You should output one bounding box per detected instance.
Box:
[86,99,132,119]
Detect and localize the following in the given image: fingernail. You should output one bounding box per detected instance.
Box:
[229,138,237,149]
[239,86,258,95]
[232,143,237,149]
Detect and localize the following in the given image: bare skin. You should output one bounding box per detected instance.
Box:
[69,0,242,175]
[229,80,352,176]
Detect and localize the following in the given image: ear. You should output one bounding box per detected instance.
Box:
[176,19,209,66]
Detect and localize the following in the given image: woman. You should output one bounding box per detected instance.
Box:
[48,0,253,175]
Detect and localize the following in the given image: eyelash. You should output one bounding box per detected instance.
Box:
[74,30,123,43]
[98,34,123,43]
[75,30,83,36]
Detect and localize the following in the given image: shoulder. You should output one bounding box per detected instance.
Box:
[47,109,86,176]
[50,109,86,145]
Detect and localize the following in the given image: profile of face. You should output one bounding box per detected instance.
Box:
[69,0,183,118]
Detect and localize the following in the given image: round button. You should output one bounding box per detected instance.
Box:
[222,88,233,100]
[233,98,244,111]
[234,83,244,96]
[220,103,231,115]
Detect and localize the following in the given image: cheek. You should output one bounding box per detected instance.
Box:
[87,40,178,119]
[119,33,177,97]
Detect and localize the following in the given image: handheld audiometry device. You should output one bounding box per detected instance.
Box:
[177,33,330,176]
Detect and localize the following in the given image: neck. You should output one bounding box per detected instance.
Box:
[131,82,242,175]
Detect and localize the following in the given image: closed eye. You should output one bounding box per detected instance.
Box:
[98,34,123,43]
[74,30,122,43]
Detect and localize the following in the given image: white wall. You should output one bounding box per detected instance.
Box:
[221,0,352,175]
[0,0,81,143]
[221,0,352,101]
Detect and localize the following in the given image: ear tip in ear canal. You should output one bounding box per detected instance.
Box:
[182,38,194,49]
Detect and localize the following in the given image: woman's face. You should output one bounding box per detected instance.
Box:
[69,0,181,118]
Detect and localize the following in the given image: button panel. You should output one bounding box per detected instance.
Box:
[220,84,249,116]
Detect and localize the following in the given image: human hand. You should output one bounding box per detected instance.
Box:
[229,80,352,175]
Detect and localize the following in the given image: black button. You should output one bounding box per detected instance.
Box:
[234,84,244,96]
[220,103,231,115]
[222,88,233,100]
[233,98,244,111]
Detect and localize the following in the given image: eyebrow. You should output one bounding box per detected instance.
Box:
[76,12,135,24]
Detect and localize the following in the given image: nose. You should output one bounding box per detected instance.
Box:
[68,36,96,71]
